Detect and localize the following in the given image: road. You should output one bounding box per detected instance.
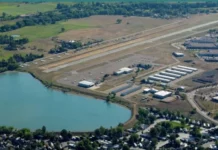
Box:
[186,88,218,125]
[42,19,218,73]
[156,133,190,149]
[136,119,166,135]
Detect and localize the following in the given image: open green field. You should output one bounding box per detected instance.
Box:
[0,48,13,60]
[0,3,57,15]
[0,21,94,41]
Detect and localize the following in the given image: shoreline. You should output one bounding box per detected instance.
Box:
[2,70,137,133]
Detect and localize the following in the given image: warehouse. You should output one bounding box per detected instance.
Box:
[114,67,133,75]
[171,67,193,73]
[173,52,184,57]
[148,76,171,83]
[120,86,142,96]
[111,84,132,94]
[160,71,181,78]
[166,69,187,76]
[154,90,172,99]
[78,80,95,88]
[177,65,198,71]
[154,74,176,81]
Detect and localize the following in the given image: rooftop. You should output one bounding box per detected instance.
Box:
[154,90,172,97]
[78,80,94,86]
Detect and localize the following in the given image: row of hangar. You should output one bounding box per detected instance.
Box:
[147,65,198,83]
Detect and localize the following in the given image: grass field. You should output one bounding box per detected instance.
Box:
[0,48,13,60]
[1,21,94,41]
[0,3,57,15]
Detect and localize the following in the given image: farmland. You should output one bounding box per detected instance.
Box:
[0,3,57,15]
[0,21,93,41]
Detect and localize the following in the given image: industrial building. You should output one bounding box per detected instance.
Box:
[187,36,216,43]
[148,76,171,83]
[171,67,193,73]
[173,52,184,57]
[160,71,181,78]
[120,86,142,96]
[78,80,95,88]
[150,88,159,93]
[177,65,198,71]
[114,67,133,75]
[154,90,172,99]
[166,69,187,76]
[154,74,176,81]
[111,84,132,94]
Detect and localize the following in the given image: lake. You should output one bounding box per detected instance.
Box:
[0,72,131,131]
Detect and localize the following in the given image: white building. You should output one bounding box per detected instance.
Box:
[143,88,151,93]
[160,71,181,78]
[154,90,172,99]
[148,76,171,83]
[78,80,94,88]
[173,52,184,57]
[177,65,198,71]
[166,69,187,76]
[114,67,133,75]
[171,67,193,73]
[154,74,176,80]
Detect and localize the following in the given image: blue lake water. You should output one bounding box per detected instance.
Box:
[0,72,131,131]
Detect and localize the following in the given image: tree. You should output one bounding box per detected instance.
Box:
[122,145,130,150]
[128,134,139,145]
[190,108,196,114]
[2,12,6,18]
[116,19,122,24]
[42,126,46,134]
[61,27,65,32]
[150,128,158,138]
[60,129,68,141]
[214,113,218,119]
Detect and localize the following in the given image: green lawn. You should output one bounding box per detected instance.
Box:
[1,21,94,41]
[165,121,190,129]
[0,3,57,16]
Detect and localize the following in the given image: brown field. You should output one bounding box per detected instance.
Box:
[58,16,176,42]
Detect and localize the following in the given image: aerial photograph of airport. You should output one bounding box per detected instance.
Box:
[2,0,218,149]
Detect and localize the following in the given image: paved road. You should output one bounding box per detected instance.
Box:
[137,119,167,135]
[187,87,218,125]
[156,133,190,149]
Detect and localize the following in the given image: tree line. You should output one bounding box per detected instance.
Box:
[0,12,19,21]
[0,35,29,51]
[1,2,218,32]
[0,53,43,73]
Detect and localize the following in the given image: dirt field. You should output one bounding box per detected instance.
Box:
[58,16,176,42]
